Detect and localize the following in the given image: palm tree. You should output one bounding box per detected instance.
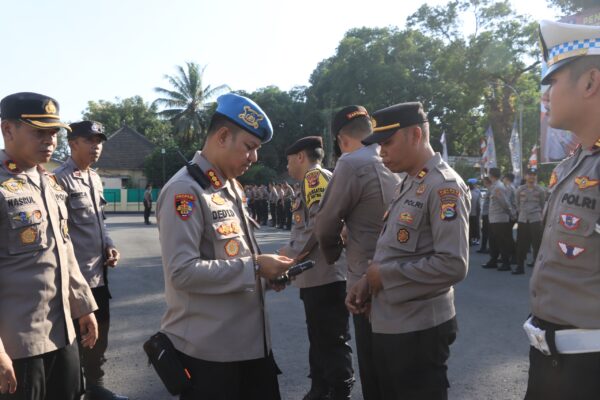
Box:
[153,62,229,144]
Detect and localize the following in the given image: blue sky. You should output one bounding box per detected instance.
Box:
[0,0,559,148]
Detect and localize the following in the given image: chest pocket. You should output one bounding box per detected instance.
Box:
[389,209,426,253]
[7,207,48,255]
[211,220,251,259]
[68,192,95,224]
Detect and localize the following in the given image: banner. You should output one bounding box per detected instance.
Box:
[440,131,449,162]
[528,144,538,170]
[508,121,522,184]
[481,125,497,170]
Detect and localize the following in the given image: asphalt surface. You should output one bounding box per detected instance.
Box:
[101,214,532,400]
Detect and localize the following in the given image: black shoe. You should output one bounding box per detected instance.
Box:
[512,267,525,275]
[497,265,511,271]
[303,383,331,400]
[481,262,497,269]
[84,385,129,400]
[330,379,354,400]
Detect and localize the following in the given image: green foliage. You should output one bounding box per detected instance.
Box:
[53,130,70,161]
[143,143,196,187]
[82,96,170,144]
[153,62,229,146]
[546,0,600,13]
[237,164,279,185]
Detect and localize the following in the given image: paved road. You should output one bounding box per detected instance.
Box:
[101,214,531,399]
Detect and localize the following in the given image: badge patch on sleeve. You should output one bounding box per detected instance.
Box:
[574,176,600,190]
[174,194,196,220]
[304,169,328,208]
[397,228,409,243]
[559,213,581,231]
[438,188,459,221]
[224,239,240,257]
[557,241,585,259]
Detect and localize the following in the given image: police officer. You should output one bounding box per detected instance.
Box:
[156,93,293,400]
[143,183,153,225]
[513,169,545,275]
[314,105,400,400]
[280,136,353,400]
[347,102,470,400]
[0,92,98,399]
[482,168,513,270]
[53,121,126,400]
[283,182,294,230]
[523,20,600,399]
[477,177,492,254]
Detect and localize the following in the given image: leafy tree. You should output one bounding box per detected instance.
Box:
[238,164,279,185]
[546,0,600,13]
[82,96,170,144]
[143,140,196,186]
[52,130,71,161]
[153,62,229,146]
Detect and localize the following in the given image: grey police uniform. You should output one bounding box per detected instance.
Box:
[515,184,545,269]
[157,151,271,362]
[0,151,98,360]
[314,143,399,400]
[486,180,513,268]
[54,158,114,288]
[370,153,470,397]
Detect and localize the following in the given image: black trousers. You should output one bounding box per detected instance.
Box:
[480,215,490,251]
[516,221,543,267]
[75,285,111,385]
[300,281,354,390]
[284,199,292,230]
[469,215,480,241]
[143,205,151,224]
[372,317,457,400]
[276,202,284,228]
[269,202,277,226]
[489,222,513,266]
[0,342,81,400]
[353,314,381,400]
[177,351,281,400]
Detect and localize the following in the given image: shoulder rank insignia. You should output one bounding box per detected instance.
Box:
[1,178,25,193]
[416,183,426,196]
[211,193,226,205]
[574,176,600,190]
[399,212,414,224]
[206,170,223,189]
[438,187,459,221]
[417,168,428,180]
[238,106,264,129]
[549,171,558,188]
[592,138,600,151]
[559,213,581,231]
[174,194,196,220]
[224,239,240,257]
[4,160,20,174]
[557,241,585,259]
[397,228,409,243]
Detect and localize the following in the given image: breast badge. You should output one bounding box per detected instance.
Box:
[559,213,581,231]
[174,194,196,220]
[211,193,226,205]
[20,227,38,245]
[557,241,585,259]
[399,212,414,224]
[416,184,426,196]
[224,239,240,257]
[397,228,410,243]
[574,176,600,190]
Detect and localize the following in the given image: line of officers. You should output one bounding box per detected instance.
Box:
[0,93,127,399]
[245,182,297,229]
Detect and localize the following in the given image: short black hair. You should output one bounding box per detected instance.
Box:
[503,173,515,182]
[489,168,501,179]
[304,147,324,163]
[338,118,372,140]
[207,113,241,137]
[569,55,600,82]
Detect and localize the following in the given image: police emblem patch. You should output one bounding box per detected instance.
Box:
[224,239,240,257]
[238,106,264,129]
[438,188,459,221]
[416,184,426,196]
[206,170,222,189]
[211,193,226,205]
[4,160,19,173]
[1,178,25,193]
[440,203,457,221]
[305,170,320,188]
[294,213,302,224]
[549,171,558,188]
[399,212,414,224]
[174,194,196,220]
[557,241,585,259]
[559,213,581,230]
[574,176,600,190]
[44,100,57,114]
[20,226,37,245]
[397,228,409,243]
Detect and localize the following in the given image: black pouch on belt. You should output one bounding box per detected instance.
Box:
[143,332,192,395]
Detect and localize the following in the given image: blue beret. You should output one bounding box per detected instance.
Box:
[215,93,273,143]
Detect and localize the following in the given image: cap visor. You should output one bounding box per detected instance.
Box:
[21,118,72,132]
[361,129,396,145]
[541,58,576,85]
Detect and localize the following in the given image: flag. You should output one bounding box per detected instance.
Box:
[481,125,497,170]
[509,121,522,184]
[440,131,449,162]
[528,144,538,170]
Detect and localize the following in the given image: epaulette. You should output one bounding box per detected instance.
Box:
[186,162,211,189]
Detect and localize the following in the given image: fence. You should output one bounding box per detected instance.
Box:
[103,188,160,213]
